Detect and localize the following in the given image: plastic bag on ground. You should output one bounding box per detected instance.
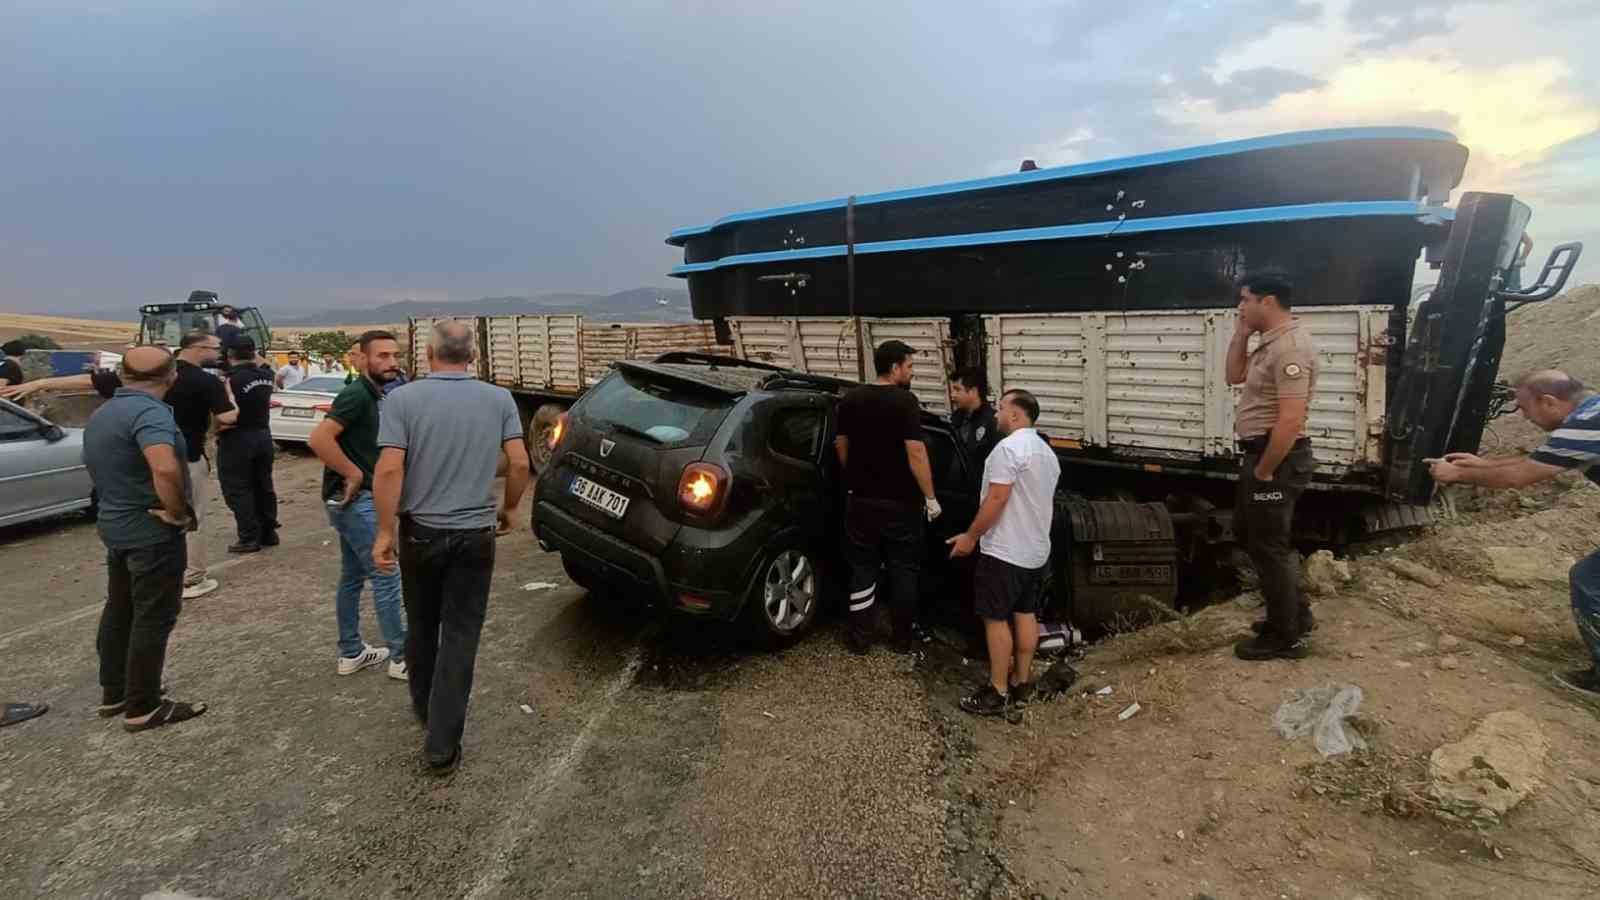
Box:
[1272,683,1367,757]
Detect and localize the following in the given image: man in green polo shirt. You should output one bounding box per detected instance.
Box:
[307,330,409,681]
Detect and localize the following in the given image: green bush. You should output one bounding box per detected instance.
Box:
[6,333,61,351]
[299,330,355,359]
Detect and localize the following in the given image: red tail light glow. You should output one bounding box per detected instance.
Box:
[313,403,332,413]
[677,462,728,516]
[268,400,282,409]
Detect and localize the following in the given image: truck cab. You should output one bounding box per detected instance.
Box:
[138,291,271,350]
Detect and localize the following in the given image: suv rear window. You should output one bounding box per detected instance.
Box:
[580,369,734,446]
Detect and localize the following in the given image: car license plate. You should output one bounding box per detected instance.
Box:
[571,476,630,519]
[282,408,315,418]
[1088,564,1173,585]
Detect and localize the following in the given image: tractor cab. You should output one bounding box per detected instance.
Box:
[137,291,271,351]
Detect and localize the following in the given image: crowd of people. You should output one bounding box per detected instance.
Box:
[3,274,1597,755]
[0,321,529,772]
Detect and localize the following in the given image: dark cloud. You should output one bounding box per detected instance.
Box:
[1024,0,1326,153]
[1193,67,1326,113]
[1346,0,1458,51]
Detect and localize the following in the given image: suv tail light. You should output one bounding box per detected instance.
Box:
[677,462,728,516]
[268,400,282,409]
[313,403,333,413]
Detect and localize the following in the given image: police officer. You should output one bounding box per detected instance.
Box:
[836,340,942,654]
[949,367,1000,478]
[1227,272,1318,661]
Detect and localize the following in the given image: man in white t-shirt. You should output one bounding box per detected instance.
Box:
[947,388,1061,716]
[276,352,309,390]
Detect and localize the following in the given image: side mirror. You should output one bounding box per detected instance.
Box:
[42,424,66,442]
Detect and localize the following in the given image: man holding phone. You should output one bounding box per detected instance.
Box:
[1226,272,1319,661]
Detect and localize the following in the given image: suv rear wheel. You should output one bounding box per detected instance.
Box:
[745,547,822,646]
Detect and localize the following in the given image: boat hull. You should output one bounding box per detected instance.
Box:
[683,206,1447,320]
[669,129,1467,267]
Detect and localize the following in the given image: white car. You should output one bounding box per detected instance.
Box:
[269,375,348,445]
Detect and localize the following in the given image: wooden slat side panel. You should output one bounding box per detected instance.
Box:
[987,306,1386,470]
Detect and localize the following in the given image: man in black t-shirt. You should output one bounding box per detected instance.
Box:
[162,334,237,597]
[0,341,25,386]
[217,340,279,553]
[835,340,941,654]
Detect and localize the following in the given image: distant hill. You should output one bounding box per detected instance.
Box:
[277,287,693,326]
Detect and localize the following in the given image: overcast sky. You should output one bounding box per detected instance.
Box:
[2,0,1596,313]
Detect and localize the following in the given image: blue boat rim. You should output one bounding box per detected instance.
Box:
[665,127,1460,246]
[667,201,1455,277]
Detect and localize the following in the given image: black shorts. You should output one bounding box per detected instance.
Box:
[973,553,1048,621]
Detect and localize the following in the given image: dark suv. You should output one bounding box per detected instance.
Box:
[532,353,978,644]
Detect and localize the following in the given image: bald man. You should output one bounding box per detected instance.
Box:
[82,346,207,731]
[1430,369,1600,699]
[373,320,529,775]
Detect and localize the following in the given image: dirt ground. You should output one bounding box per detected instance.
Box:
[5,290,1600,899]
[0,314,136,352]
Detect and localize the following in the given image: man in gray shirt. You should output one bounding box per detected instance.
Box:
[373,320,531,775]
[82,346,207,732]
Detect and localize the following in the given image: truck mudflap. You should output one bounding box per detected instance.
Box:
[1051,496,1179,631]
[1384,192,1585,504]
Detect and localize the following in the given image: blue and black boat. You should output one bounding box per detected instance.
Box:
[668,127,1470,319]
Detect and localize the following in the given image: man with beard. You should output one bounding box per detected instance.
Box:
[307,330,409,681]
[835,340,941,654]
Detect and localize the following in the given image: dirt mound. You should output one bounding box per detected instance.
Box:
[1500,282,1600,386]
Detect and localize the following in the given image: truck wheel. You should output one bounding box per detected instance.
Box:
[744,546,823,647]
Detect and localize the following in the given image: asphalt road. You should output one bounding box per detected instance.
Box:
[0,453,1010,899]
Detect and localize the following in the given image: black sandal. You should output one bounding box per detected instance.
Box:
[124,700,207,733]
[99,686,171,718]
[1,702,49,728]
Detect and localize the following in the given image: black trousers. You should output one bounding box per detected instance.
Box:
[97,533,186,717]
[844,496,924,642]
[218,429,279,544]
[400,520,495,760]
[1236,441,1315,642]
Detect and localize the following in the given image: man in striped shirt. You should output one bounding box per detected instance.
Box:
[1430,369,1600,698]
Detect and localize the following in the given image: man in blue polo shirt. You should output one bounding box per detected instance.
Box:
[1431,369,1600,698]
[82,346,207,732]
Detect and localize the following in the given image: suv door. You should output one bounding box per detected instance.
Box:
[918,417,979,618]
[762,400,830,543]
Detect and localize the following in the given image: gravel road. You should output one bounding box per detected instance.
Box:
[0,453,1012,899]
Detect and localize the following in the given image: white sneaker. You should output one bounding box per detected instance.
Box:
[336,645,391,676]
[388,659,409,682]
[182,578,219,600]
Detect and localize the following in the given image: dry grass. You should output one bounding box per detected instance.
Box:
[0,313,133,348]
[1100,605,1243,661]
[1298,748,1436,819]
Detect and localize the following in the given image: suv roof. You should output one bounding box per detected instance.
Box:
[623,353,856,398]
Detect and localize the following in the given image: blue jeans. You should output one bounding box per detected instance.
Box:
[1573,548,1600,670]
[328,493,406,660]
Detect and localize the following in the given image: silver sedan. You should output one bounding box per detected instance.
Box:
[0,398,94,528]
[269,375,348,444]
